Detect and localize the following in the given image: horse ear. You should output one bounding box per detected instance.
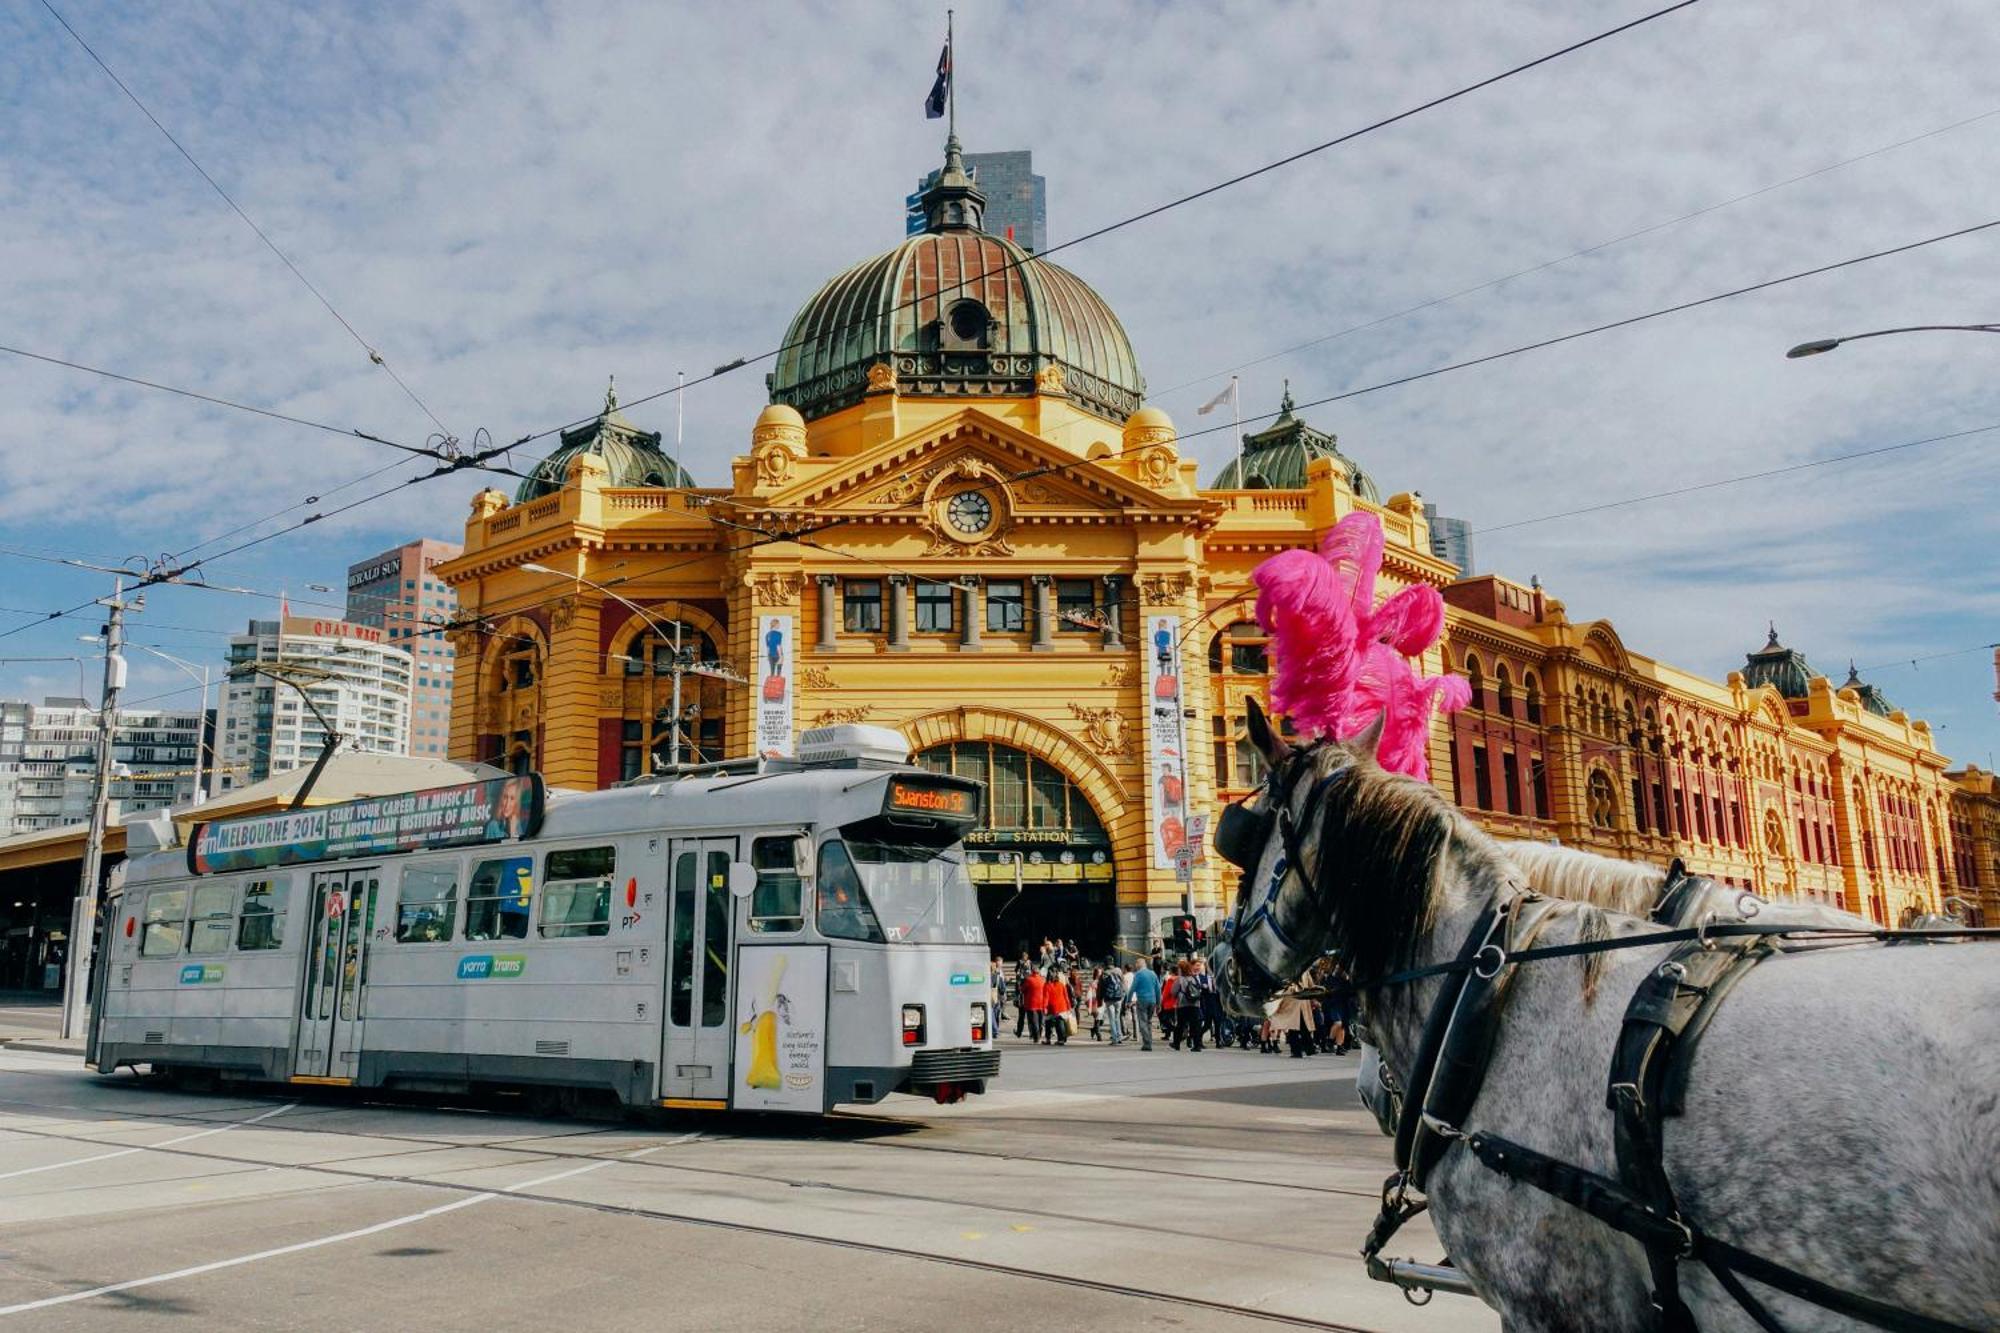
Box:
[1245,696,1288,768]
[1349,711,1387,760]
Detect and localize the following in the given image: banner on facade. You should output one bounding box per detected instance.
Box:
[1145,614,1188,870]
[188,774,545,874]
[756,614,795,758]
[733,945,828,1112]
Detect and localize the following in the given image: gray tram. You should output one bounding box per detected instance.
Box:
[88,726,1000,1112]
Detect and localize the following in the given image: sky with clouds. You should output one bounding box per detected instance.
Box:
[2,0,1996,765]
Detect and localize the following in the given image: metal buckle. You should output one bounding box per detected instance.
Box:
[1472,942,1506,979]
[1693,911,1718,950]
[1420,1111,1467,1142]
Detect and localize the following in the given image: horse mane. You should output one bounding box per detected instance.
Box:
[1498,841,1665,917]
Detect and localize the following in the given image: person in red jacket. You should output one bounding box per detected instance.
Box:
[1157,956,1180,1048]
[1041,970,1073,1046]
[1019,966,1046,1044]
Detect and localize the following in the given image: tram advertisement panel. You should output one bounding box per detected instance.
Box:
[1144,614,1188,869]
[189,774,546,874]
[732,945,828,1113]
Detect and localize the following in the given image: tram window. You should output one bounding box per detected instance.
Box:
[187,884,236,956]
[540,846,614,938]
[748,836,805,933]
[140,889,189,957]
[396,863,459,943]
[237,877,290,950]
[702,849,730,1026]
[815,841,884,943]
[465,856,534,941]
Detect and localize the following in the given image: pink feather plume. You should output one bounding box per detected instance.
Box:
[1251,511,1468,780]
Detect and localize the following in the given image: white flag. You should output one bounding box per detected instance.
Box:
[1197,379,1237,415]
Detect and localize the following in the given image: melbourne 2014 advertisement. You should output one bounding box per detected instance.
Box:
[187,774,546,874]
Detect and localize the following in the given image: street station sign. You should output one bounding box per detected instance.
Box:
[188,774,546,874]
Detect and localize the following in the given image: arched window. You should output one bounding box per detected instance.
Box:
[1644,708,1661,755]
[1586,770,1619,830]
[1523,672,1542,725]
[1764,808,1788,859]
[917,741,1106,840]
[1494,664,1513,719]
[1465,655,1485,710]
[1207,621,1269,676]
[614,619,726,778]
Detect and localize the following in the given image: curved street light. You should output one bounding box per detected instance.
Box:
[1785,323,2000,358]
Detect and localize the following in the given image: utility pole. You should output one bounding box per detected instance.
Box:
[60,578,130,1041]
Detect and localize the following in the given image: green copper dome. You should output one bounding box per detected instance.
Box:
[767,137,1145,426]
[1209,385,1379,498]
[1741,624,1815,699]
[515,380,694,502]
[1841,662,1895,717]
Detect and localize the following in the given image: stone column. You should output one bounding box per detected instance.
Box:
[958,579,982,652]
[815,575,838,653]
[887,575,911,652]
[1101,576,1125,650]
[1031,576,1055,652]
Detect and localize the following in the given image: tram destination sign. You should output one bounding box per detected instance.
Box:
[882,776,981,824]
[188,774,546,874]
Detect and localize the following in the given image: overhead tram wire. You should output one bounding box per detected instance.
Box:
[414,216,2000,647]
[501,0,1705,464]
[38,0,459,444]
[1146,104,2000,403]
[1166,216,2000,449]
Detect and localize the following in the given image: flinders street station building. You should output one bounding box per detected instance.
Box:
[437,139,1998,954]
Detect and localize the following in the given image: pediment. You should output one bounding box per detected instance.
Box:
[761,408,1186,515]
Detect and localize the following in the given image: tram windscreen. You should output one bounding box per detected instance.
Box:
[841,838,986,946]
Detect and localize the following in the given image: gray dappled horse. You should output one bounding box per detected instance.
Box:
[1212,700,2000,1333]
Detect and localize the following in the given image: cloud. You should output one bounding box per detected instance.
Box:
[1,0,1996,762]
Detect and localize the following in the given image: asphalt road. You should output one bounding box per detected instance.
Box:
[0,1033,1496,1332]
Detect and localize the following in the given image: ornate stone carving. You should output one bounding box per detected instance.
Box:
[871,459,952,505]
[1139,573,1191,604]
[1035,362,1067,394]
[923,533,1015,559]
[1139,446,1177,487]
[598,685,625,709]
[866,361,898,394]
[1021,482,1059,504]
[1069,702,1130,757]
[750,573,802,606]
[548,596,575,634]
[1102,662,1133,689]
[753,443,797,486]
[808,704,873,728]
[800,666,836,690]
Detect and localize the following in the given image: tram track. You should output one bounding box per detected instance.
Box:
[0,1093,1393,1332]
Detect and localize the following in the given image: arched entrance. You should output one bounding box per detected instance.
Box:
[915,741,1116,958]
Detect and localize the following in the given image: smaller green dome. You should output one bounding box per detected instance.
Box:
[1742,624,1815,699]
[516,379,695,502]
[1208,384,1379,499]
[1841,662,1894,717]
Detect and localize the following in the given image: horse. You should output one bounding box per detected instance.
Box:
[1353,841,1877,1142]
[1211,698,2000,1333]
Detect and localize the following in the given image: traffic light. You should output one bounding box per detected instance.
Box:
[1169,914,1196,952]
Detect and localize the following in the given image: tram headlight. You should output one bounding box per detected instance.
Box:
[969,1002,988,1042]
[901,1003,926,1046]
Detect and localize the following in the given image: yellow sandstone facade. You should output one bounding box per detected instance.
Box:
[436,139,1983,950]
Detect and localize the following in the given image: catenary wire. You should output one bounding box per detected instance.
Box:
[37,0,457,442]
[1168,216,2000,448]
[1147,105,2000,403]
[504,0,1705,459]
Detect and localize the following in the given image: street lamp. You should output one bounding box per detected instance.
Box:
[1785,323,2000,358]
[518,562,743,770]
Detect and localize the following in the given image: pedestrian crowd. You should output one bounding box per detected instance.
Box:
[988,939,1356,1057]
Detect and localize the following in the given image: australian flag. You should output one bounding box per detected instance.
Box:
[924,41,951,119]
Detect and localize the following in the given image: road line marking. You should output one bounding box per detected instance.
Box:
[0,1141,662,1316]
[0,1102,293,1182]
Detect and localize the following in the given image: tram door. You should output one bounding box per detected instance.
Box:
[296,868,378,1081]
[662,839,736,1103]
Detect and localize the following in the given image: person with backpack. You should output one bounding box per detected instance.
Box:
[1196,957,1226,1048]
[1095,964,1125,1044]
[1127,957,1160,1051]
[1173,961,1206,1051]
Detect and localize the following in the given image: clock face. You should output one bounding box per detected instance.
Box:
[946,490,994,535]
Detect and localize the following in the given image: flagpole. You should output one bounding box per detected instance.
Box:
[674,369,685,484]
[946,9,955,139]
[1231,375,1244,486]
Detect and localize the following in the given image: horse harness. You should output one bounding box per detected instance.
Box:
[1344,860,1996,1333]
